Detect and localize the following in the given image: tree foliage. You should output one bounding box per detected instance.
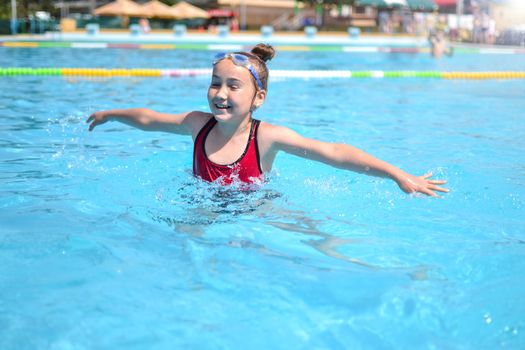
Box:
[158,0,178,5]
[0,0,59,19]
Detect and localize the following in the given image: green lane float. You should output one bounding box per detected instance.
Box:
[1,67,524,79]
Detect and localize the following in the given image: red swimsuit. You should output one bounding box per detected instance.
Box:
[193,118,263,184]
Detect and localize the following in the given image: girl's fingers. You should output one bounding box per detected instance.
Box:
[88,121,98,131]
[430,185,449,193]
[429,179,447,185]
[421,187,438,197]
[423,174,448,191]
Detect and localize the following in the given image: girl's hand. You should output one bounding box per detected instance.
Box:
[395,172,449,197]
[86,112,110,131]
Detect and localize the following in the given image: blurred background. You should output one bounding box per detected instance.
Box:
[1,0,524,46]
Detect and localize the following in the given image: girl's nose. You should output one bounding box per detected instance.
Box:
[215,84,228,99]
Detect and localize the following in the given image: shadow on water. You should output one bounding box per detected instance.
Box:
[150,179,283,234]
[147,179,433,279]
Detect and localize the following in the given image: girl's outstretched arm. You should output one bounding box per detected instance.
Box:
[87,108,209,135]
[264,124,448,197]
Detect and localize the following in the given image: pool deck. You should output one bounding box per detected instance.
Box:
[2,30,429,46]
[1,30,524,54]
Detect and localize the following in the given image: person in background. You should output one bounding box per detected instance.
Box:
[487,16,497,45]
[230,17,239,32]
[379,11,390,34]
[139,18,150,34]
[429,30,453,58]
[481,12,491,44]
[402,10,413,34]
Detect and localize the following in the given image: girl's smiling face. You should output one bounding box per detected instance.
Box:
[208,59,265,123]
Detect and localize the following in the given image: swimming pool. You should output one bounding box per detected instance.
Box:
[1,46,524,349]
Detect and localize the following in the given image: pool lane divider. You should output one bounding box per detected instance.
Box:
[1,68,525,79]
[2,41,525,55]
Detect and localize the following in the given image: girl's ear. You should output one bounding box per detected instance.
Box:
[254,89,266,109]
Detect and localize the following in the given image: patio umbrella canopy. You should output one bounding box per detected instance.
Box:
[406,0,437,11]
[434,0,457,6]
[385,0,407,5]
[171,1,210,19]
[218,0,304,8]
[93,0,148,17]
[356,0,435,10]
[141,0,180,19]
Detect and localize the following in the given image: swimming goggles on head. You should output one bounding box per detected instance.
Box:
[212,52,264,90]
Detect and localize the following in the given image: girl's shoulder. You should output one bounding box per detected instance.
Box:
[185,111,214,138]
[186,110,213,124]
[257,120,301,150]
[258,120,296,141]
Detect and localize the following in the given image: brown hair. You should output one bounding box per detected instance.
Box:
[236,43,275,91]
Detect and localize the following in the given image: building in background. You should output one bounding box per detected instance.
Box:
[3,0,525,44]
[489,0,525,32]
[215,0,309,31]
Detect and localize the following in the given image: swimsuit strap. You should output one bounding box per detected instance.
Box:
[251,119,262,174]
[195,117,217,142]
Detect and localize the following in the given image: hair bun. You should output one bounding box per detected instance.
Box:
[251,43,275,63]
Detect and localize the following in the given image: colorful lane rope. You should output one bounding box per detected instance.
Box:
[2,41,525,55]
[1,68,525,79]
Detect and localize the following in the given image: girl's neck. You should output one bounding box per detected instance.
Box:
[215,115,253,138]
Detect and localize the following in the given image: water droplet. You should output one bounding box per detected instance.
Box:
[484,313,492,324]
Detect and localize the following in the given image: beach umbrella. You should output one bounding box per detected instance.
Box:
[141,0,181,19]
[433,0,457,5]
[93,0,148,17]
[207,9,236,17]
[357,0,436,11]
[385,0,407,5]
[406,0,437,11]
[171,1,210,19]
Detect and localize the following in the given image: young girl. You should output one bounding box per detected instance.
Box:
[87,43,448,197]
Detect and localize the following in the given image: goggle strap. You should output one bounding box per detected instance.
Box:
[213,53,264,90]
[247,66,264,90]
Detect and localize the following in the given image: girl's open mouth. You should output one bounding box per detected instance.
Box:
[215,103,230,110]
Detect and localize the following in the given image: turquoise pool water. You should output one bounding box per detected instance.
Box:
[1,48,525,349]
